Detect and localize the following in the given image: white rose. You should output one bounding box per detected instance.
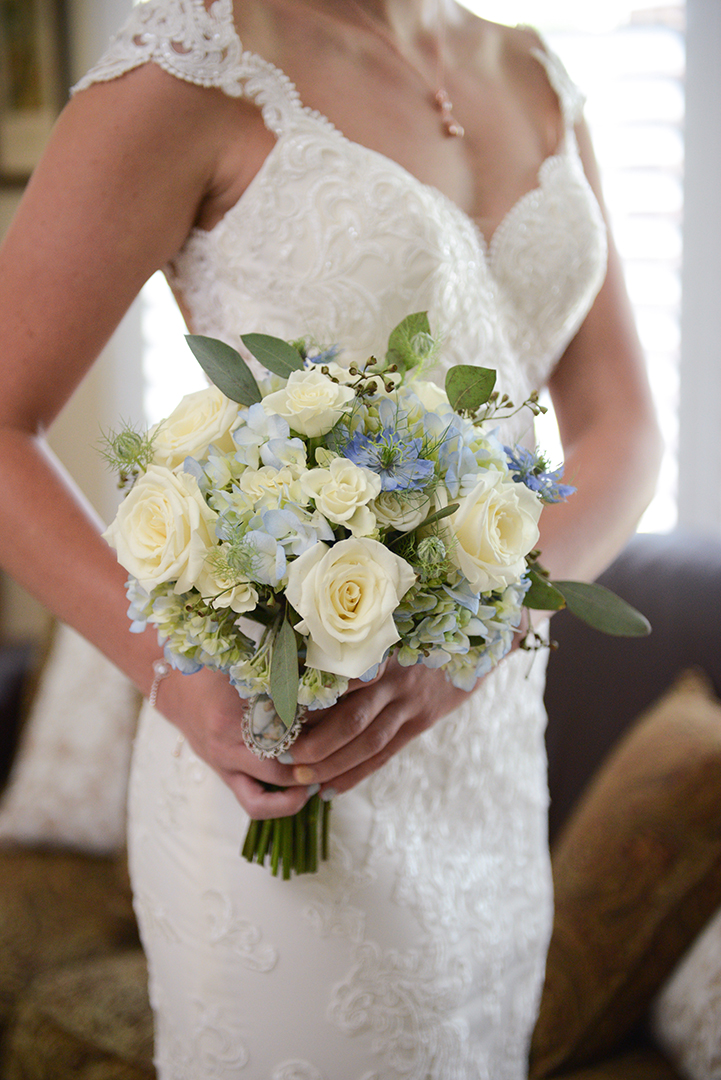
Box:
[443,472,542,593]
[370,490,431,533]
[286,537,416,678]
[301,457,381,536]
[261,368,355,437]
[151,386,241,468]
[103,464,218,593]
[239,465,306,508]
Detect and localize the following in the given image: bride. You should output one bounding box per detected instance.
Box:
[0,0,660,1076]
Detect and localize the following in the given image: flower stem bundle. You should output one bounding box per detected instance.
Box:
[241,794,330,879]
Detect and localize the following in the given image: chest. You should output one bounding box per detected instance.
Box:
[211,17,564,248]
[171,107,607,404]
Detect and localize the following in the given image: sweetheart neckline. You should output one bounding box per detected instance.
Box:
[189,32,581,265]
[192,101,574,272]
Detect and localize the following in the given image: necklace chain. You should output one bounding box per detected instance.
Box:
[345,0,464,137]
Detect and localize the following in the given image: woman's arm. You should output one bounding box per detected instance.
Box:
[0,68,203,678]
[538,119,663,581]
[0,64,314,818]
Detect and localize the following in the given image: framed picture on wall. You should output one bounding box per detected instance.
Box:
[0,0,70,186]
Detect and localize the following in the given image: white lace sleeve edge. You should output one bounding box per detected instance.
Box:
[71,58,147,97]
[70,53,245,98]
[70,0,246,99]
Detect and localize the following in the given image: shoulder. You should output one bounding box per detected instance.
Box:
[67,60,230,162]
[69,54,279,227]
[453,11,584,128]
[448,8,542,61]
[448,10,549,92]
[66,1,281,234]
[67,0,260,180]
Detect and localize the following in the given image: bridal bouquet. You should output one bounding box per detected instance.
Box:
[102,314,648,878]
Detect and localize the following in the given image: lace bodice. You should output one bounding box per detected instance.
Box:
[74,0,607,436]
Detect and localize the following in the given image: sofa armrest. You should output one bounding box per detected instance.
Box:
[532,668,721,1078]
[546,1044,682,1080]
[545,530,721,841]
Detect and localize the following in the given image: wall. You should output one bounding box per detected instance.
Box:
[677,0,721,530]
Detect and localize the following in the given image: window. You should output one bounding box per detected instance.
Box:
[472,0,685,532]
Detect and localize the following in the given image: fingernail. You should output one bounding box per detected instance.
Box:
[278,751,294,764]
[320,787,336,802]
[306,783,321,797]
[294,766,316,785]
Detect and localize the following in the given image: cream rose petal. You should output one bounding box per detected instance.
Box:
[261,368,355,438]
[344,504,378,538]
[286,538,416,678]
[103,465,218,594]
[150,386,240,469]
[300,458,381,529]
[408,380,451,412]
[371,490,432,533]
[445,472,542,593]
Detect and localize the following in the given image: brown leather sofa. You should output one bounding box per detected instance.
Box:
[2,530,721,1078]
[533,530,721,1079]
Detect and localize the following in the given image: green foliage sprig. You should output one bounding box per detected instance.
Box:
[523,554,651,638]
[98,423,158,490]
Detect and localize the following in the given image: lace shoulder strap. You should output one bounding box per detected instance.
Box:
[71,0,302,135]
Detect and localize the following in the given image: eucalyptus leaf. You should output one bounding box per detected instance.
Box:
[445,365,497,414]
[241,334,305,378]
[523,569,567,612]
[416,503,459,530]
[185,335,261,406]
[269,615,300,728]
[553,580,652,637]
[385,312,431,372]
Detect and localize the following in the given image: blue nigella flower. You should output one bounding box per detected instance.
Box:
[504,445,576,504]
[343,427,435,491]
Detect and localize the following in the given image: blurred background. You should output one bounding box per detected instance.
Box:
[0,0,718,647]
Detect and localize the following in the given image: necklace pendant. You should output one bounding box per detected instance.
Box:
[434,88,464,138]
[442,114,465,138]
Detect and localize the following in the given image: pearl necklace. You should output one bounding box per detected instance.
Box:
[347,0,465,137]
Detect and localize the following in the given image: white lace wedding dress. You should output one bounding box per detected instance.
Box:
[75,3,607,1077]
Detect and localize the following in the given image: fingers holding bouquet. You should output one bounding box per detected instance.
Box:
[285,658,480,798]
[151,663,314,819]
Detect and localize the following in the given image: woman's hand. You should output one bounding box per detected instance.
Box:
[153,663,316,819]
[281,657,484,798]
